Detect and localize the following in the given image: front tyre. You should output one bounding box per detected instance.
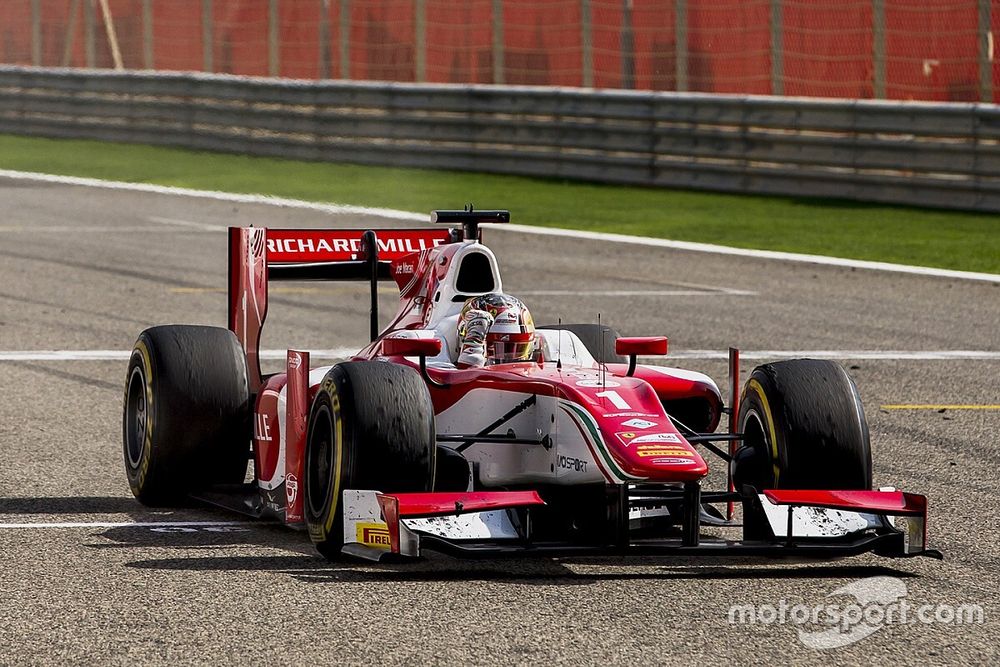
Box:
[734,359,872,491]
[123,325,251,505]
[304,361,436,559]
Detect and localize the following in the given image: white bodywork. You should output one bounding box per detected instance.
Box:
[259,367,330,492]
[341,489,520,561]
[435,388,609,486]
[758,495,884,538]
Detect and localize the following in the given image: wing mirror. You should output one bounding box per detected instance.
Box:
[381,337,447,388]
[615,336,668,376]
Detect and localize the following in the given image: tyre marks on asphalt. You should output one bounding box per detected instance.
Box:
[881,404,1000,410]
[0,521,260,530]
[4,360,121,391]
[0,246,207,289]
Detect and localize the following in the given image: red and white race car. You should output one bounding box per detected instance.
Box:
[123,209,941,561]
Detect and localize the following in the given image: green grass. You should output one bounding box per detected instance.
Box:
[2,133,998,273]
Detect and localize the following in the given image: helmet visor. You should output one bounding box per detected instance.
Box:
[487,334,535,364]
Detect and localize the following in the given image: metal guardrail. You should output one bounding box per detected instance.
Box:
[2,66,999,212]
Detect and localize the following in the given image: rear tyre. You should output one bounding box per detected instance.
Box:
[537,323,625,364]
[304,361,436,559]
[123,325,251,506]
[734,359,872,491]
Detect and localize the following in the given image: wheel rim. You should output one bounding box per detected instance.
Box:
[741,410,766,454]
[733,409,773,489]
[125,365,147,469]
[307,403,334,518]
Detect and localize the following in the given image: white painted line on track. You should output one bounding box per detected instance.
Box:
[2,169,997,284]
[0,169,426,221]
[0,520,262,529]
[521,289,756,297]
[147,215,225,231]
[0,225,218,233]
[166,286,753,297]
[2,349,999,361]
[656,350,1000,361]
[0,348,361,361]
[496,224,1000,283]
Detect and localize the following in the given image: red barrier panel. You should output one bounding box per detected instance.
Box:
[2,0,994,102]
[784,0,874,99]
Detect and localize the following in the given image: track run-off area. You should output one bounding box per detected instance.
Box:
[1,172,998,665]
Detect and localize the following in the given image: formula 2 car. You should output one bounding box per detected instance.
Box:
[122,208,942,562]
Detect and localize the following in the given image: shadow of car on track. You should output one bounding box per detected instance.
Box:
[122,552,919,587]
[85,521,294,551]
[5,497,927,586]
[0,496,148,514]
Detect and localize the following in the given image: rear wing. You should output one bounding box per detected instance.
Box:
[228,227,454,391]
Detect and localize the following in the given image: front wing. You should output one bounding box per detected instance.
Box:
[340,487,942,562]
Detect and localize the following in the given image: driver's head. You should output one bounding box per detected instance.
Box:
[456,294,535,367]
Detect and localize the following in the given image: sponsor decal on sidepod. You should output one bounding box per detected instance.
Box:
[285,474,299,506]
[557,455,588,473]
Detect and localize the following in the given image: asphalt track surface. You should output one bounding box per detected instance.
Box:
[1,175,998,666]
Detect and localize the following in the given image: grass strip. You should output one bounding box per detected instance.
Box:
[1,134,997,274]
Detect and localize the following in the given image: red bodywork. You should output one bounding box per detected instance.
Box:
[224,225,938,565]
[229,225,722,507]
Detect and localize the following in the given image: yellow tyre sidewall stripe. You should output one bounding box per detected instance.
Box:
[322,386,344,539]
[747,378,781,486]
[133,339,154,491]
[306,376,344,542]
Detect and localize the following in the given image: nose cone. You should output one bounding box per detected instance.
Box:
[561,374,709,482]
[603,428,709,481]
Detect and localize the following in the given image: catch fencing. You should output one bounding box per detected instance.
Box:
[2,66,999,211]
[0,0,997,103]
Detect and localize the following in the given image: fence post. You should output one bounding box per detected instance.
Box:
[979,0,993,102]
[202,0,214,72]
[339,0,350,78]
[415,0,426,82]
[31,0,42,66]
[142,0,153,69]
[581,0,593,87]
[675,0,687,91]
[492,0,505,84]
[770,0,783,95]
[97,0,124,70]
[621,0,634,89]
[268,0,280,76]
[61,0,82,67]
[84,0,96,67]
[872,0,885,98]
[319,0,331,79]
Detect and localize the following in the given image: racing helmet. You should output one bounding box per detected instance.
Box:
[456,294,536,366]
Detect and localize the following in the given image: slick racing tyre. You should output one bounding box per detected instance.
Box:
[304,361,436,559]
[537,323,626,364]
[734,359,872,491]
[123,325,251,505]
